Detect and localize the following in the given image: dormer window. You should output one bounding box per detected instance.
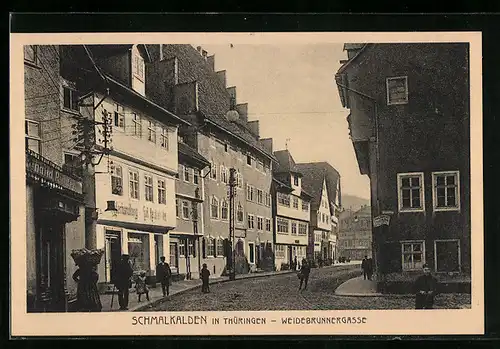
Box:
[293,175,299,186]
[133,53,145,81]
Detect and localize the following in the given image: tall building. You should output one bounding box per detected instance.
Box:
[146,44,276,277]
[335,43,470,288]
[295,162,341,263]
[338,206,372,261]
[24,45,86,312]
[271,150,312,270]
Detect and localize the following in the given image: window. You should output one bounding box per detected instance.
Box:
[276,245,286,258]
[398,172,425,212]
[133,53,145,80]
[210,197,219,219]
[298,223,308,236]
[247,214,255,230]
[257,161,263,172]
[111,164,123,195]
[265,193,271,207]
[248,243,255,264]
[24,45,37,64]
[293,175,299,186]
[221,165,228,184]
[237,170,243,188]
[187,240,195,257]
[265,218,271,232]
[302,201,309,211]
[293,197,299,209]
[207,238,216,257]
[257,189,263,204]
[277,218,289,234]
[401,241,425,270]
[114,104,125,130]
[182,200,190,219]
[277,192,290,207]
[175,164,181,179]
[25,120,40,154]
[247,185,255,202]
[257,217,263,231]
[160,127,169,149]
[144,175,154,202]
[132,113,142,138]
[147,120,156,143]
[387,76,409,105]
[63,87,79,111]
[129,171,139,199]
[224,143,228,152]
[158,179,166,204]
[193,169,199,185]
[432,171,460,211]
[247,154,252,166]
[175,199,180,217]
[184,166,191,182]
[179,240,186,257]
[221,200,229,220]
[291,222,297,235]
[211,161,217,180]
[216,239,224,256]
[237,203,244,222]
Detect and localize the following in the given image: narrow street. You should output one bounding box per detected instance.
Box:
[148,265,471,311]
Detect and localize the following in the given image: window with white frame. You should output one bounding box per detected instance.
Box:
[191,168,198,184]
[265,218,271,232]
[131,113,142,137]
[237,170,243,188]
[432,171,460,211]
[221,165,228,184]
[257,217,264,231]
[211,161,217,180]
[24,45,38,64]
[387,76,409,105]
[207,237,216,257]
[175,199,180,217]
[302,200,309,211]
[160,127,169,149]
[63,86,79,111]
[275,245,286,258]
[144,175,154,202]
[147,120,156,143]
[265,193,271,207]
[158,179,166,204]
[398,172,425,212]
[277,192,291,207]
[184,166,191,182]
[277,218,289,234]
[298,223,308,236]
[247,185,255,202]
[182,200,190,219]
[179,240,186,257]
[129,170,140,199]
[133,53,145,81]
[111,164,123,196]
[216,238,224,256]
[401,241,425,270]
[257,189,263,204]
[291,222,297,235]
[210,197,219,219]
[221,200,229,220]
[25,120,41,154]
[293,175,299,186]
[188,240,195,257]
[237,203,244,222]
[293,197,299,209]
[114,104,125,130]
[247,214,255,230]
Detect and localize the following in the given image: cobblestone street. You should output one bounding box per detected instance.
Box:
[148,265,471,311]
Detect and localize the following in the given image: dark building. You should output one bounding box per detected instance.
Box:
[335,43,470,288]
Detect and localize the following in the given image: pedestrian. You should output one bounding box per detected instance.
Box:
[298,258,311,291]
[361,255,369,280]
[135,271,150,302]
[115,254,134,310]
[156,256,172,297]
[414,264,438,309]
[201,263,211,293]
[72,259,102,312]
[293,256,298,271]
[367,257,374,280]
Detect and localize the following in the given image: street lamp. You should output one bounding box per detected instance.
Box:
[228,168,237,281]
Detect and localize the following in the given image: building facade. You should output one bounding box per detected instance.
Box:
[272,150,312,270]
[335,43,471,283]
[24,45,86,312]
[338,206,372,261]
[146,44,276,277]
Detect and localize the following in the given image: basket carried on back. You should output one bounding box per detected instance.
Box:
[71,248,104,266]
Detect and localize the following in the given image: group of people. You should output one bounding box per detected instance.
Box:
[361,255,374,280]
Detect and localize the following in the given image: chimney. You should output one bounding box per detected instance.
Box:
[202,50,208,61]
[207,55,215,71]
[216,70,226,87]
[235,103,248,124]
[259,138,273,153]
[247,120,260,139]
[196,46,202,54]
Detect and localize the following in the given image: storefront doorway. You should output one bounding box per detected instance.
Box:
[105,230,121,283]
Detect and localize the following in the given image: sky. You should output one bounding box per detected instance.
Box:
[199,43,370,200]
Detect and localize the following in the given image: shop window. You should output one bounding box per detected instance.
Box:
[179,240,186,257]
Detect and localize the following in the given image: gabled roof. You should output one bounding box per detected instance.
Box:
[295,162,341,211]
[273,149,300,174]
[336,43,371,76]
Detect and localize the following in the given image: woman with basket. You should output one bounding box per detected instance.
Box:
[71,248,104,312]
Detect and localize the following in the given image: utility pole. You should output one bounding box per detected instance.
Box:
[228,168,237,281]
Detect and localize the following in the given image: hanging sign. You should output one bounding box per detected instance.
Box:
[373,214,391,228]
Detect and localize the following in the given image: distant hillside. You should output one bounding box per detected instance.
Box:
[341,194,370,212]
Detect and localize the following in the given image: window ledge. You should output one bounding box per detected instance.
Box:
[399,208,425,213]
[387,101,408,106]
[433,207,460,212]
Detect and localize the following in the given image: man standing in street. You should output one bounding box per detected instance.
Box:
[156,256,172,297]
[115,254,134,310]
[298,258,311,291]
[361,255,369,280]
[414,264,439,309]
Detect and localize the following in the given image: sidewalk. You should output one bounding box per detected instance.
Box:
[101,269,295,312]
[334,276,383,297]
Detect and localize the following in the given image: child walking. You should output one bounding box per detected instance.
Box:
[135,271,150,302]
[201,263,210,293]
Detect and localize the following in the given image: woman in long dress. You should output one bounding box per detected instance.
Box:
[72,259,103,312]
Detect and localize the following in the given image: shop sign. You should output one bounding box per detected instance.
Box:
[373,214,391,228]
[113,201,169,224]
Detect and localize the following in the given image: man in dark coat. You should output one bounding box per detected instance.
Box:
[115,254,134,310]
[361,256,369,280]
[156,256,172,297]
[298,258,311,290]
[200,263,211,293]
[414,264,439,309]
